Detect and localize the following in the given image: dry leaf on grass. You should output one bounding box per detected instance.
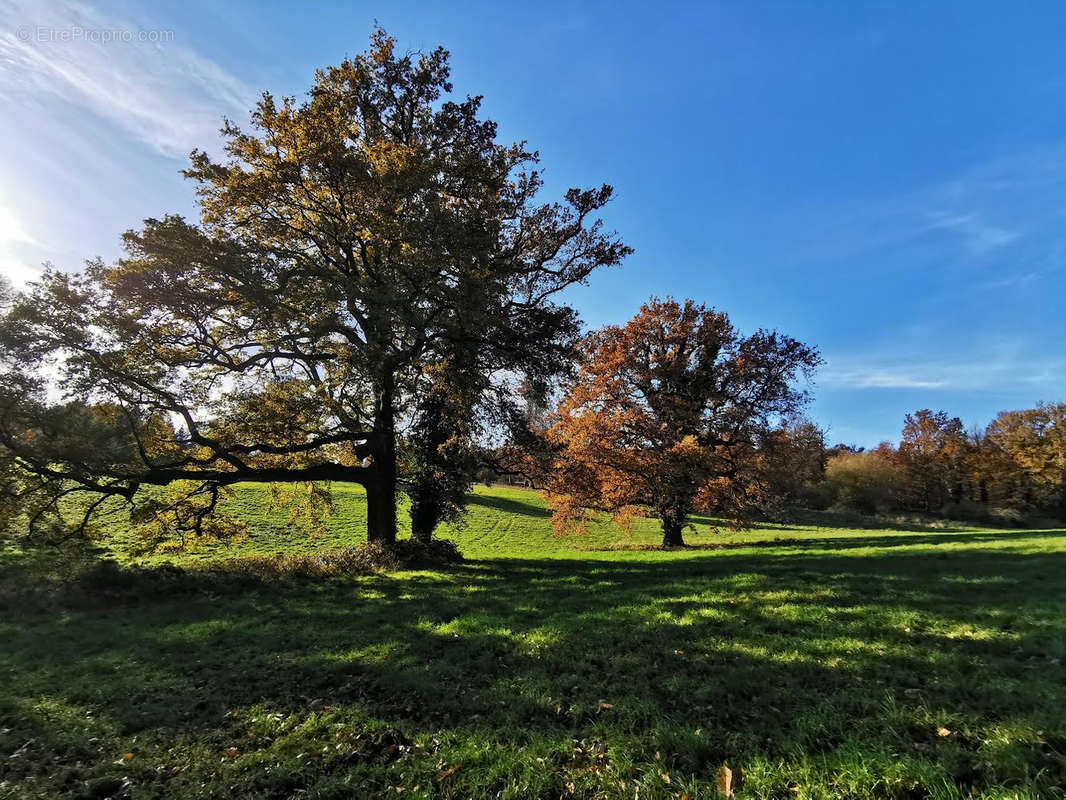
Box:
[716,764,733,797]
[436,765,460,782]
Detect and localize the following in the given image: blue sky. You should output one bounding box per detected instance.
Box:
[1,0,1063,446]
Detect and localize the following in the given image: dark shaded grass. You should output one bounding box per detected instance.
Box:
[2,535,1065,798]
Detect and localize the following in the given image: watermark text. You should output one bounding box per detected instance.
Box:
[16,25,175,44]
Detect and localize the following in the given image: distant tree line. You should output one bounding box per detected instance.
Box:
[805,405,1066,523]
[628,405,1066,525]
[491,402,1066,539]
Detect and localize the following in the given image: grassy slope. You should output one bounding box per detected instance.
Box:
[2,485,1065,799]
[110,483,1047,564]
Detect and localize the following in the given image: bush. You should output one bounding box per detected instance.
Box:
[390,537,464,567]
[216,538,463,579]
[941,500,1032,528]
[800,480,837,510]
[825,451,905,514]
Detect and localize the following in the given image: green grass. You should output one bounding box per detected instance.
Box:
[2,484,1065,798]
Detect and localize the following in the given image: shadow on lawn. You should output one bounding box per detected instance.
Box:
[3,540,1066,796]
[769,509,997,534]
[589,527,1066,552]
[467,491,552,519]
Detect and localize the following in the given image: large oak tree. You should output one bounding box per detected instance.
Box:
[0,30,629,546]
[547,298,820,546]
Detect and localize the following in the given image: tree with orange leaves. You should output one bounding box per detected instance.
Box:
[546,298,821,546]
[898,409,967,512]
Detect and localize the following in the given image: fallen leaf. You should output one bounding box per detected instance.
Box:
[937,727,953,737]
[436,765,460,782]
[716,765,733,797]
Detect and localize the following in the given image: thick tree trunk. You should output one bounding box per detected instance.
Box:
[661,520,686,548]
[367,372,398,545]
[366,470,397,545]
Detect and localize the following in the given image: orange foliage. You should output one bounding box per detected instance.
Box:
[546,298,820,546]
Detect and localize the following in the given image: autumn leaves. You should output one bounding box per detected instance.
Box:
[545,298,820,547]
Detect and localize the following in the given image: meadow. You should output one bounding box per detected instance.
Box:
[2,485,1065,799]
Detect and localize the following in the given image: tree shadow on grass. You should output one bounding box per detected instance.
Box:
[3,543,1066,797]
[467,491,553,519]
[770,508,1066,535]
[584,527,1066,553]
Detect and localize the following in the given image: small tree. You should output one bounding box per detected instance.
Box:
[404,350,481,541]
[547,298,820,546]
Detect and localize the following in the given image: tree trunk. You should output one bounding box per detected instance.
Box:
[366,471,397,544]
[409,496,436,543]
[661,520,686,548]
[367,371,398,545]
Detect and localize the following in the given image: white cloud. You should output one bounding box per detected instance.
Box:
[822,371,950,392]
[820,351,1064,393]
[0,0,255,158]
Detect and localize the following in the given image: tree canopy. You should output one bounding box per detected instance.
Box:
[0,30,629,547]
[546,298,821,546]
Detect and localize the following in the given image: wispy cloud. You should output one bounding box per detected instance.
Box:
[0,0,258,285]
[919,212,1020,253]
[821,367,947,390]
[976,271,1041,292]
[0,0,255,158]
[784,146,1066,271]
[820,350,1064,393]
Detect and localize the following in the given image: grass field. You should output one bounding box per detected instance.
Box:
[2,484,1065,799]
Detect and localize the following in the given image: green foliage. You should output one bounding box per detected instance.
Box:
[824,450,907,514]
[403,354,481,541]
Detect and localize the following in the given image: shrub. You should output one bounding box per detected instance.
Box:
[825,451,905,514]
[941,500,1031,528]
[216,538,463,579]
[800,480,837,510]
